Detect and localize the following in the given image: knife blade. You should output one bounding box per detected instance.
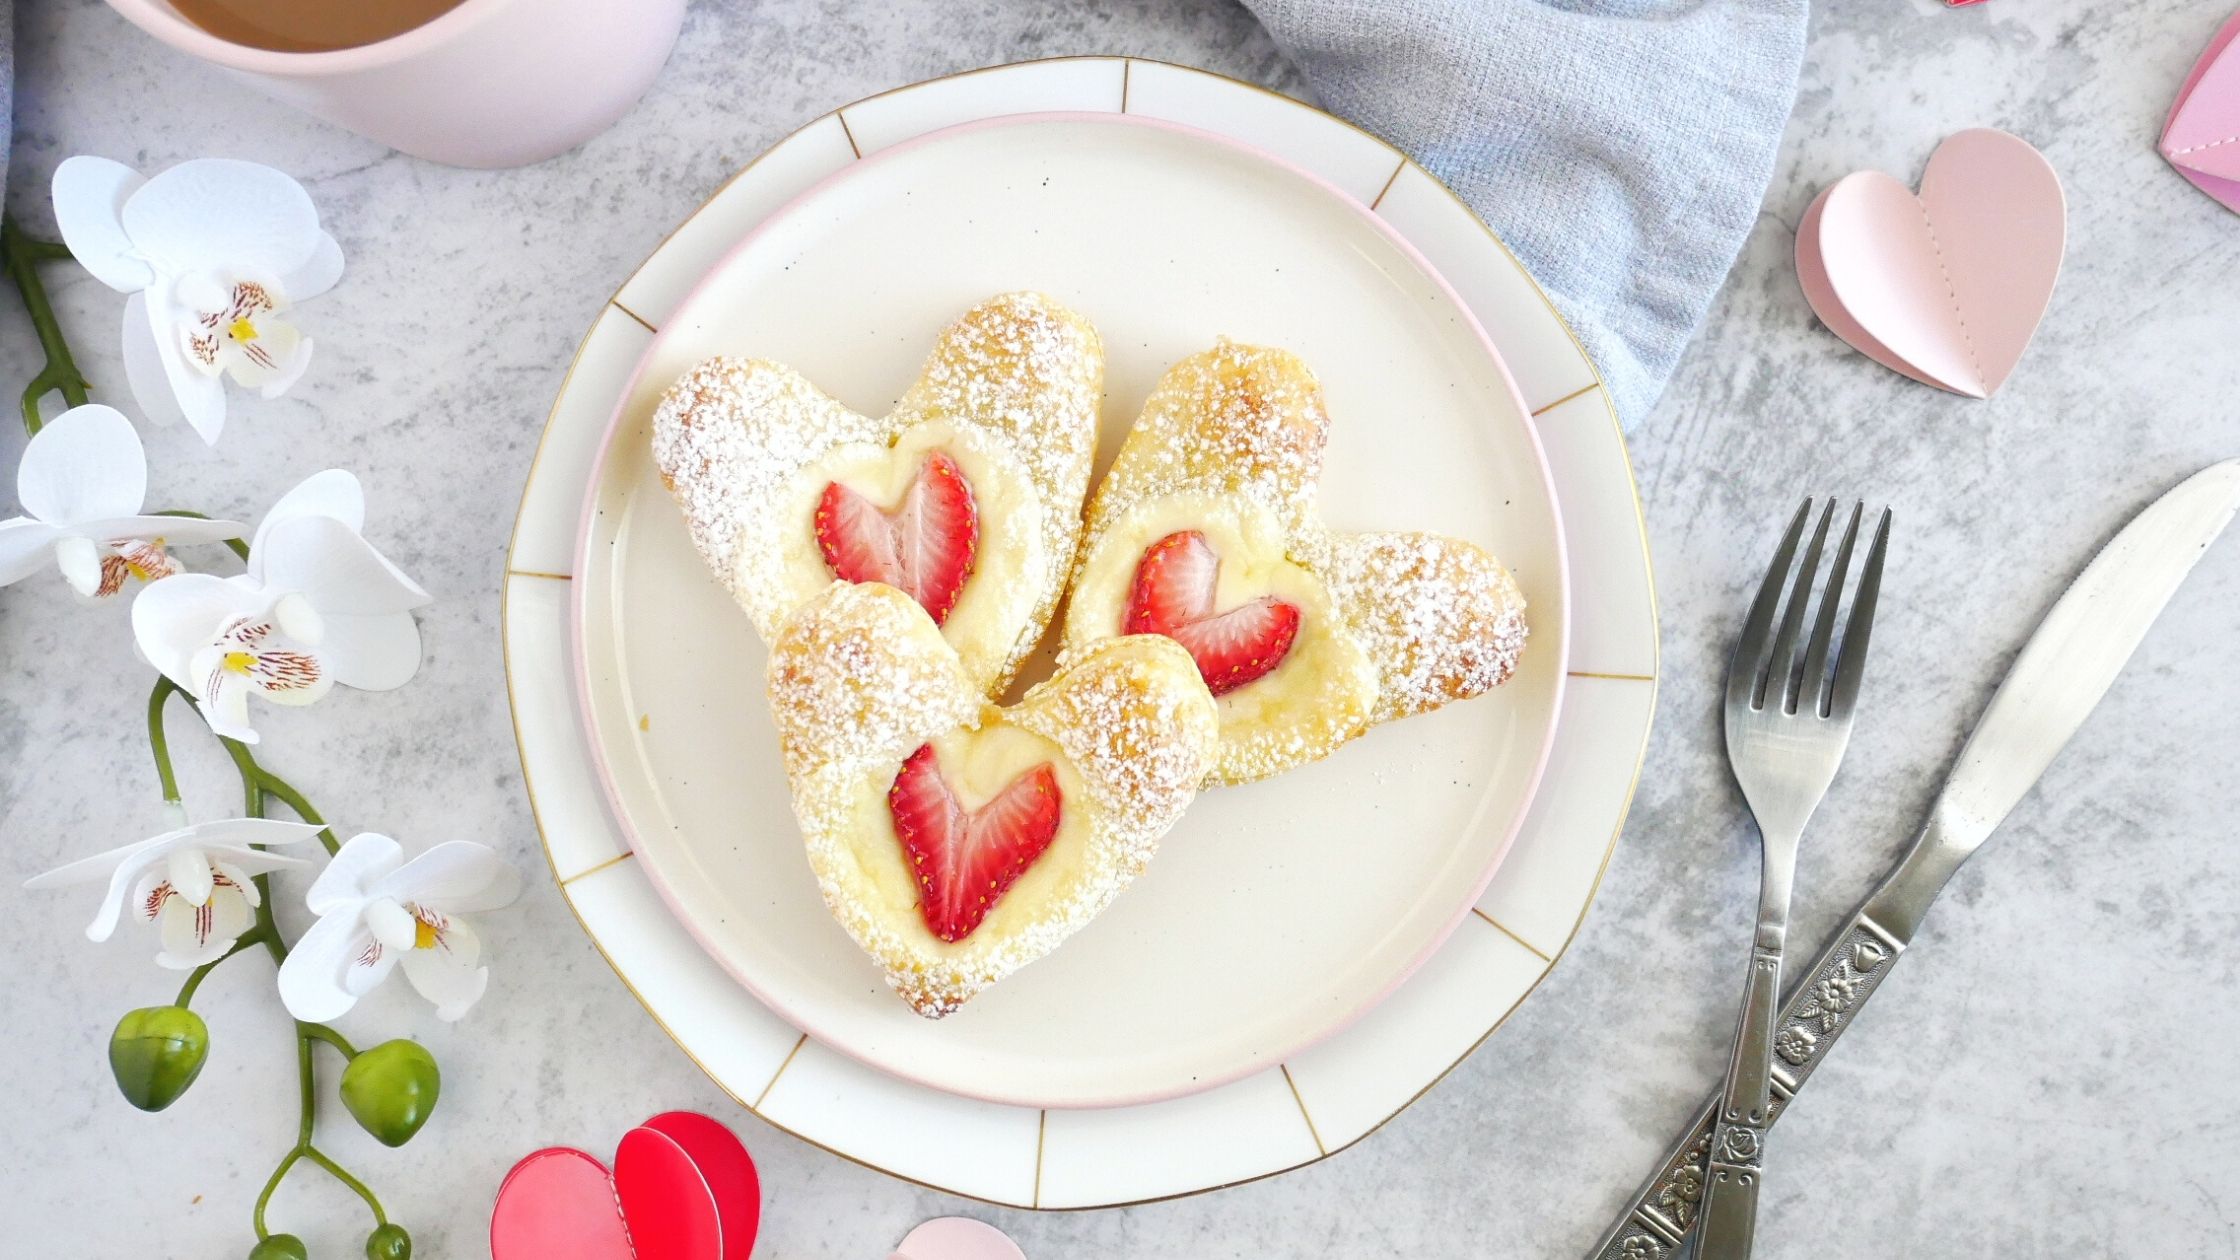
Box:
[1586,460,2240,1260]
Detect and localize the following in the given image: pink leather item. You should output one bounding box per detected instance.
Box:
[2162,8,2240,214]
[101,0,683,168]
[1796,128,2065,399]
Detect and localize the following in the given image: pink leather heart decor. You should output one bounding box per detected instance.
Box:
[888,1217,1027,1260]
[491,1111,761,1260]
[1796,128,2065,399]
[2162,7,2240,215]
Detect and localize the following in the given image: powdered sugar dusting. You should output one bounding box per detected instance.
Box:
[1085,339,1328,536]
[769,583,1216,1018]
[653,292,1102,695]
[1070,340,1528,783]
[1313,531,1528,724]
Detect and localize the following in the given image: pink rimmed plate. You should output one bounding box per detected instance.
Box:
[504,58,1656,1208]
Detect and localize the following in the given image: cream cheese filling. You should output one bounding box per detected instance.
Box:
[1064,491,1377,779]
[833,719,1092,958]
[769,421,1046,686]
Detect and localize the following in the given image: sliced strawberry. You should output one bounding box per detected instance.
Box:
[815,452,978,625]
[888,744,1063,943]
[1123,529,1217,634]
[1167,598,1301,695]
[1123,529,1301,695]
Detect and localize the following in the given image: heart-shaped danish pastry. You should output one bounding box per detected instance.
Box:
[1062,341,1528,785]
[769,582,1218,1017]
[654,292,1103,697]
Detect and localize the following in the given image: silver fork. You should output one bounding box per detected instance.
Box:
[1693,499,1889,1260]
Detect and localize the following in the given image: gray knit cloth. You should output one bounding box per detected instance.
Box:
[1242,0,1807,424]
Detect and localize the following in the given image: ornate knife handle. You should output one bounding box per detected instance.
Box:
[1585,911,1906,1260]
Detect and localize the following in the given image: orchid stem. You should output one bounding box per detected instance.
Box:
[173,929,268,1008]
[300,1022,358,1059]
[250,1147,303,1240]
[145,678,183,806]
[303,1146,388,1226]
[151,509,252,562]
[1,215,92,436]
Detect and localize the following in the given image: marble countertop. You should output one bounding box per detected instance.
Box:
[6,0,2238,1255]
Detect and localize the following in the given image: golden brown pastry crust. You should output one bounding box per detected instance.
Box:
[768,583,1218,1018]
[1065,340,1528,784]
[653,291,1103,697]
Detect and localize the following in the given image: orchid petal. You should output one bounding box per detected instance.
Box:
[318,612,425,692]
[30,833,173,944]
[257,334,313,400]
[307,833,403,914]
[398,937,488,1021]
[17,404,146,524]
[277,906,383,1021]
[280,232,345,301]
[52,157,154,292]
[132,573,258,687]
[156,882,254,969]
[195,667,260,744]
[55,536,102,597]
[376,842,516,911]
[250,469,365,566]
[72,513,246,549]
[180,817,327,850]
[121,159,322,280]
[0,519,63,585]
[166,845,214,906]
[121,293,187,429]
[220,318,304,394]
[22,831,167,890]
[365,898,417,951]
[141,281,228,445]
[257,515,428,614]
[205,846,317,878]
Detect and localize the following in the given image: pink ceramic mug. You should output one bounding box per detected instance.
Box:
[102,0,687,168]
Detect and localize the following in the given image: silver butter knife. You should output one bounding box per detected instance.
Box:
[1587,460,2240,1260]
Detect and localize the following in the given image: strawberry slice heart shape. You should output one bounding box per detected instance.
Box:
[2161,8,2240,213]
[652,291,1102,698]
[767,581,1219,1017]
[1796,128,2065,398]
[1062,341,1529,786]
[491,1112,761,1260]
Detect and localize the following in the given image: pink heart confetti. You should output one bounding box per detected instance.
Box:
[889,1217,1027,1260]
[1796,128,2065,399]
[2162,7,2240,215]
[490,1112,761,1260]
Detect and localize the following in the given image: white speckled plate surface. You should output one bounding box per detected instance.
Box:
[504,57,1656,1208]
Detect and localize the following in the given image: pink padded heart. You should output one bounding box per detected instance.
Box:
[491,1114,760,1260]
[1798,128,2064,399]
[2162,8,2240,212]
[889,1217,1027,1260]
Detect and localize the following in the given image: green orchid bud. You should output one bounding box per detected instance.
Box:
[108,1006,209,1112]
[340,1039,441,1147]
[248,1235,309,1260]
[366,1223,413,1260]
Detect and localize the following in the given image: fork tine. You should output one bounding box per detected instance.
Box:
[1764,500,1835,712]
[1828,507,1892,718]
[1799,502,1865,717]
[1727,499,1812,710]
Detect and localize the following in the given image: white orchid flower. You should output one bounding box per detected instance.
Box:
[132,470,429,743]
[52,156,344,445]
[0,403,243,596]
[24,814,326,969]
[278,833,520,1022]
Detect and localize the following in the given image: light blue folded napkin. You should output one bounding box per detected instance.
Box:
[1241,0,1807,425]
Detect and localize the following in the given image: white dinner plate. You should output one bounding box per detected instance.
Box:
[505,58,1657,1206]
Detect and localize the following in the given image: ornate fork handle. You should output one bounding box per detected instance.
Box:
[1586,910,1906,1260]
